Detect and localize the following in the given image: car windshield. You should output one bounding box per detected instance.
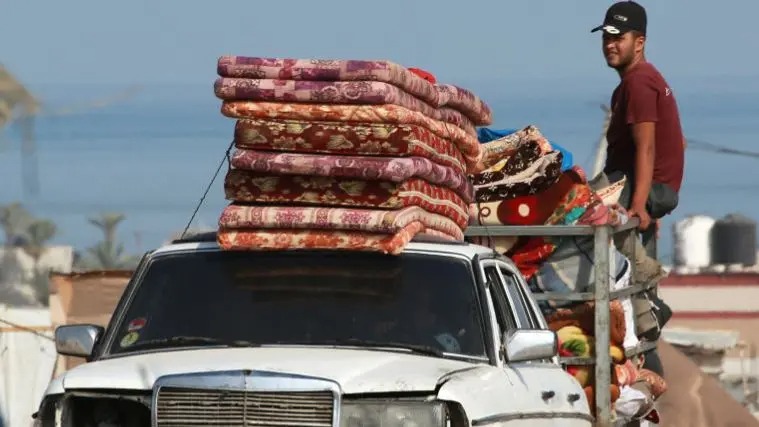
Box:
[106,249,487,358]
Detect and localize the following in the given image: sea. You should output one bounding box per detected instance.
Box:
[1,83,758,265]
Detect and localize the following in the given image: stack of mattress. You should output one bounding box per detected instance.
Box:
[213,56,492,254]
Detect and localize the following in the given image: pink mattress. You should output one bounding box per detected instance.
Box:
[216,56,492,126]
[217,221,432,255]
[223,170,470,229]
[229,149,473,203]
[221,101,482,169]
[233,118,467,173]
[218,204,464,240]
[214,78,477,135]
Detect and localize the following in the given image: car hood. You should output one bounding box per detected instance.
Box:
[59,346,483,394]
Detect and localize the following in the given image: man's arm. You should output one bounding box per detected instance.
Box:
[631,122,656,211]
[624,74,659,229]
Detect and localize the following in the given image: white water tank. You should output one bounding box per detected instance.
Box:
[673,215,716,268]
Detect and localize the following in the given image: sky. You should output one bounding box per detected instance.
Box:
[2,0,759,262]
[2,0,758,97]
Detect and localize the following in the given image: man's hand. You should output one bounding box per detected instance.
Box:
[628,205,652,230]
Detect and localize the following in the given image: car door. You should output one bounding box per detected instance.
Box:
[493,259,591,419]
[481,260,553,400]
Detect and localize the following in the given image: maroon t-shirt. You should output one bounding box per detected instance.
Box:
[604,62,685,192]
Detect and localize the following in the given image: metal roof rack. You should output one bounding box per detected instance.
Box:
[171,231,218,244]
[465,219,649,427]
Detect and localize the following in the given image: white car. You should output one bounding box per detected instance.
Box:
[34,233,592,426]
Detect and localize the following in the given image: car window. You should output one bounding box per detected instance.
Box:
[512,271,544,329]
[483,266,517,335]
[498,266,537,328]
[106,250,488,357]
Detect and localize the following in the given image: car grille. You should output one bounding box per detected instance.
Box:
[155,387,335,426]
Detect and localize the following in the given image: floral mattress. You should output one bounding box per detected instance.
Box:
[217,221,454,255]
[229,149,473,203]
[233,118,468,173]
[214,78,476,136]
[216,56,492,125]
[224,170,470,229]
[219,204,464,241]
[220,101,482,168]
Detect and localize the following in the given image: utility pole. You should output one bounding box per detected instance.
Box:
[592,104,611,178]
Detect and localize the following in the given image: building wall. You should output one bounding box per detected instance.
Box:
[48,270,132,376]
[660,273,759,395]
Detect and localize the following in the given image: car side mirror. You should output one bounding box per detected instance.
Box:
[55,324,104,357]
[502,329,558,363]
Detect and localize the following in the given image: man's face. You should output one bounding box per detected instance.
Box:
[602,31,644,70]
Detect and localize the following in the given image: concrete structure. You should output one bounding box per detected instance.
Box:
[0,246,74,306]
[660,272,759,412]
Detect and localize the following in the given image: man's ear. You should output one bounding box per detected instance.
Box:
[635,35,646,53]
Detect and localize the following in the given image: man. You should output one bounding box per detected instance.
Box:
[593,0,685,233]
[591,1,685,378]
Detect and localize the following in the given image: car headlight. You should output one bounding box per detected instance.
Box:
[340,400,446,427]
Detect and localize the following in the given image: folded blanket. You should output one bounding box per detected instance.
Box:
[229,149,474,203]
[476,150,563,187]
[215,78,477,136]
[477,126,575,172]
[216,56,492,125]
[478,125,553,171]
[218,205,465,240]
[473,142,552,187]
[224,170,469,229]
[234,118,467,173]
[221,101,482,168]
[473,167,586,226]
[474,151,564,203]
[217,56,442,108]
[217,221,431,255]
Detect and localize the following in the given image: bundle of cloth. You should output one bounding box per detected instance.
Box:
[550,303,666,423]
[469,125,666,423]
[213,56,491,254]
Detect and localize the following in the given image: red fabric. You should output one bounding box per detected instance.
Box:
[495,169,584,226]
[408,67,437,84]
[506,237,556,279]
[604,61,685,193]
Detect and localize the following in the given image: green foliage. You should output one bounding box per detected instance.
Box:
[75,212,140,271]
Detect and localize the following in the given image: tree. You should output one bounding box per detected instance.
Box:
[75,212,140,271]
[22,219,57,305]
[0,202,33,246]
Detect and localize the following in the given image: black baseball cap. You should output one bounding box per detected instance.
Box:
[591,1,647,35]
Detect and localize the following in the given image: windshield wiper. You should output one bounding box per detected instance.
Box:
[122,336,260,352]
[304,338,444,357]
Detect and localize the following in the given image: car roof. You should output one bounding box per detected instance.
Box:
[152,231,499,260]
